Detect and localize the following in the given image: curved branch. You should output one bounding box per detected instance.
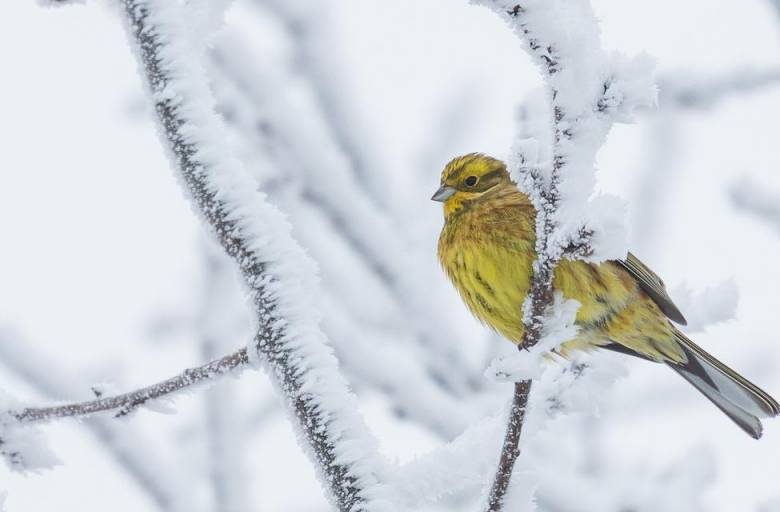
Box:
[119,1,388,510]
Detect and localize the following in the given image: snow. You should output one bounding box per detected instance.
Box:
[0,393,59,473]
[469,2,659,507]
[500,352,628,509]
[486,294,580,381]
[391,416,505,508]
[478,0,656,263]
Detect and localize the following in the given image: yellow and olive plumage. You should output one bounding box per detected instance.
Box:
[434,153,779,438]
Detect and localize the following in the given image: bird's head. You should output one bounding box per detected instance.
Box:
[431,153,514,217]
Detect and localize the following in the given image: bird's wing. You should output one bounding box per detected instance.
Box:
[617,252,688,325]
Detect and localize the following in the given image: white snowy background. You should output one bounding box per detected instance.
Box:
[1,0,780,510]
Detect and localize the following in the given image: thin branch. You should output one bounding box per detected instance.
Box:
[14,349,249,423]
[485,380,532,511]
[0,329,199,511]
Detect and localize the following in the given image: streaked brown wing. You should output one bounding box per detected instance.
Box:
[617,252,688,325]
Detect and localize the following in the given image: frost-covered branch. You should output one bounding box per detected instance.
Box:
[0,328,197,511]
[473,1,655,510]
[119,1,388,509]
[12,349,249,423]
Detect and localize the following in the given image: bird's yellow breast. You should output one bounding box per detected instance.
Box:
[437,186,681,362]
[438,186,536,342]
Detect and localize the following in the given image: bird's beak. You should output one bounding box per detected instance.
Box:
[431,185,456,202]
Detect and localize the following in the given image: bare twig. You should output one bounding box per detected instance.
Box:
[485,380,532,511]
[14,349,249,423]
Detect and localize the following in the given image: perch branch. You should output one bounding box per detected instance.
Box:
[475,0,655,508]
[480,5,578,508]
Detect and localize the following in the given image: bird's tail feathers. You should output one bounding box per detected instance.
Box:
[668,330,779,439]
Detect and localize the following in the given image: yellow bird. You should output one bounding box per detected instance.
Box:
[434,153,779,438]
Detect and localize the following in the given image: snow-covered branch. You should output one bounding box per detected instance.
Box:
[12,349,248,423]
[0,328,198,511]
[473,1,655,510]
[119,1,388,509]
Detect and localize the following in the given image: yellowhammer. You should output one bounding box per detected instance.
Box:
[434,153,779,438]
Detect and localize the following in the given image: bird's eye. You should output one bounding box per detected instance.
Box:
[464,175,478,187]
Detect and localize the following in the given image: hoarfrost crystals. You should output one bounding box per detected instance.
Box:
[482,0,657,264]
[486,294,580,382]
[118,0,393,508]
[601,53,658,123]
